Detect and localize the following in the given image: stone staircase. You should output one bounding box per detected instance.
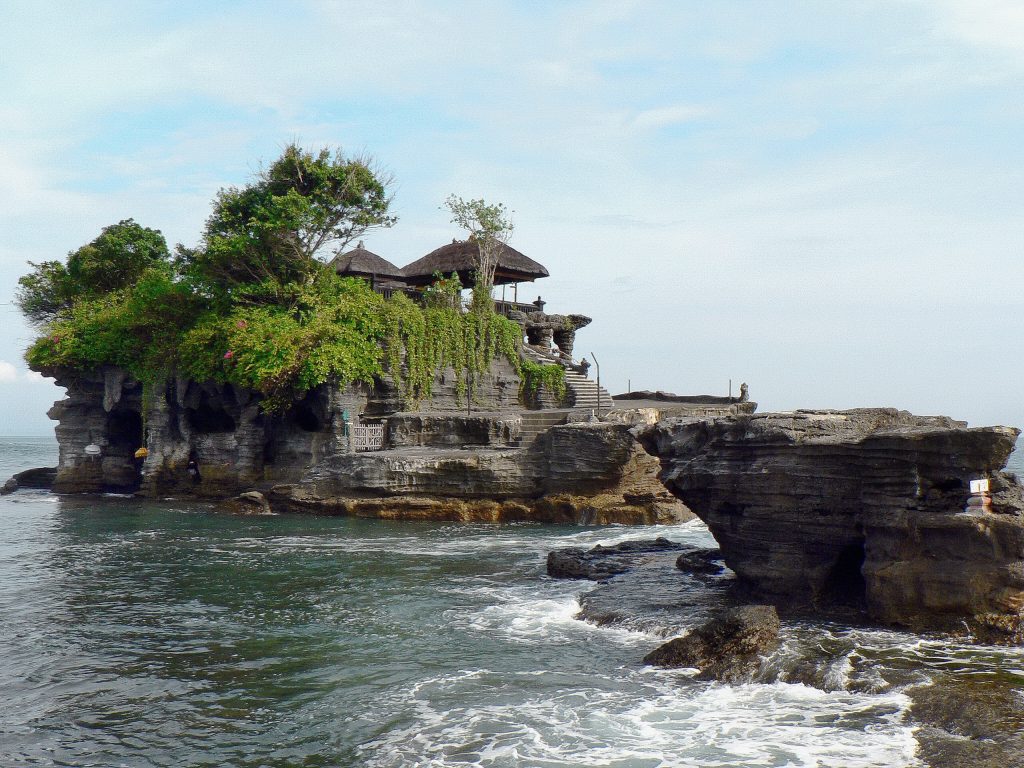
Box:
[519,344,613,417]
[516,410,570,447]
[563,368,612,413]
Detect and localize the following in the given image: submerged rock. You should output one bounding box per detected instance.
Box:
[639,409,1024,638]
[675,548,725,576]
[546,537,685,580]
[642,605,781,682]
[222,490,273,515]
[910,676,1024,768]
[0,467,57,495]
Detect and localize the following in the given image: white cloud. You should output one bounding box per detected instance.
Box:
[23,370,54,384]
[630,104,715,130]
[0,361,50,384]
[929,0,1024,58]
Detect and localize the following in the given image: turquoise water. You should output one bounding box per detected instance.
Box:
[0,438,1022,767]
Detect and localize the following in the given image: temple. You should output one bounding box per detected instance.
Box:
[40,236,750,511]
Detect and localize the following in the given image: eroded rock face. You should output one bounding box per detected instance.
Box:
[40,365,692,526]
[48,368,146,493]
[639,409,1024,636]
[642,605,781,682]
[273,422,692,524]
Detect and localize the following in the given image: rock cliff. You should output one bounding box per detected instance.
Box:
[271,421,690,524]
[639,409,1024,637]
[41,366,691,525]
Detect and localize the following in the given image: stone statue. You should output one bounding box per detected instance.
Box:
[739,383,749,402]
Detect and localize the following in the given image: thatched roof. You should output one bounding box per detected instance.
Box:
[329,242,405,280]
[401,239,549,287]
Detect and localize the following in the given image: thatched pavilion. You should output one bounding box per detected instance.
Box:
[329,241,407,294]
[401,239,549,313]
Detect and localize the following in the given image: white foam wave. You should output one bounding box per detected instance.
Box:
[360,671,919,768]
[217,519,714,562]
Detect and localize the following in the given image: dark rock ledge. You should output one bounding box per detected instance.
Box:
[1,467,57,495]
[546,537,686,580]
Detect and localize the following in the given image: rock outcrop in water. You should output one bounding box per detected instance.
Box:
[642,605,781,682]
[271,421,690,524]
[639,409,1024,637]
[1,467,57,495]
[546,538,686,580]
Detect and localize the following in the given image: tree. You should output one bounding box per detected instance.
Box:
[182,144,396,303]
[444,195,514,313]
[16,219,169,325]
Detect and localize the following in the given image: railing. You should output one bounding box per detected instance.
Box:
[494,299,544,317]
[352,424,384,451]
[377,286,419,301]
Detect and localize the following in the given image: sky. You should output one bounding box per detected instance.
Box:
[0,0,1022,435]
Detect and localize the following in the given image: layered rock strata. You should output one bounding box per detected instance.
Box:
[271,422,692,525]
[639,409,1024,635]
[42,366,691,525]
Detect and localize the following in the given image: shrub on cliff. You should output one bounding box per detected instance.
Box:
[177,144,395,310]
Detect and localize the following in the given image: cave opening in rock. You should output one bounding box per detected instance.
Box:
[263,439,277,466]
[106,409,144,491]
[107,409,143,450]
[823,539,866,607]
[187,404,236,433]
[291,404,322,432]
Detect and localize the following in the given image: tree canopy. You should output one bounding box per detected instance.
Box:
[179,144,395,307]
[444,195,514,312]
[16,219,170,325]
[20,145,533,412]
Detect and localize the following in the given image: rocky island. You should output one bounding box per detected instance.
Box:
[18,145,745,524]
[15,144,1024,643]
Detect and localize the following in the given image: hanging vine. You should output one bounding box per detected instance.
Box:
[381,292,523,405]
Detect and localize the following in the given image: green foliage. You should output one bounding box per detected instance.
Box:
[20,146,540,416]
[445,194,514,311]
[67,219,170,294]
[379,288,522,405]
[422,271,462,311]
[17,219,169,325]
[15,260,76,326]
[25,265,197,385]
[519,358,566,402]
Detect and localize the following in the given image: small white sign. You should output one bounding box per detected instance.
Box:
[970,478,990,494]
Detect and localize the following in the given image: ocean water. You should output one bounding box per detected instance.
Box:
[0,437,1022,767]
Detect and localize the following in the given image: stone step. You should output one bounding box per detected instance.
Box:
[518,347,611,411]
[514,410,570,447]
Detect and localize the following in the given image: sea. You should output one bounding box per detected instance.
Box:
[1,436,1022,768]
